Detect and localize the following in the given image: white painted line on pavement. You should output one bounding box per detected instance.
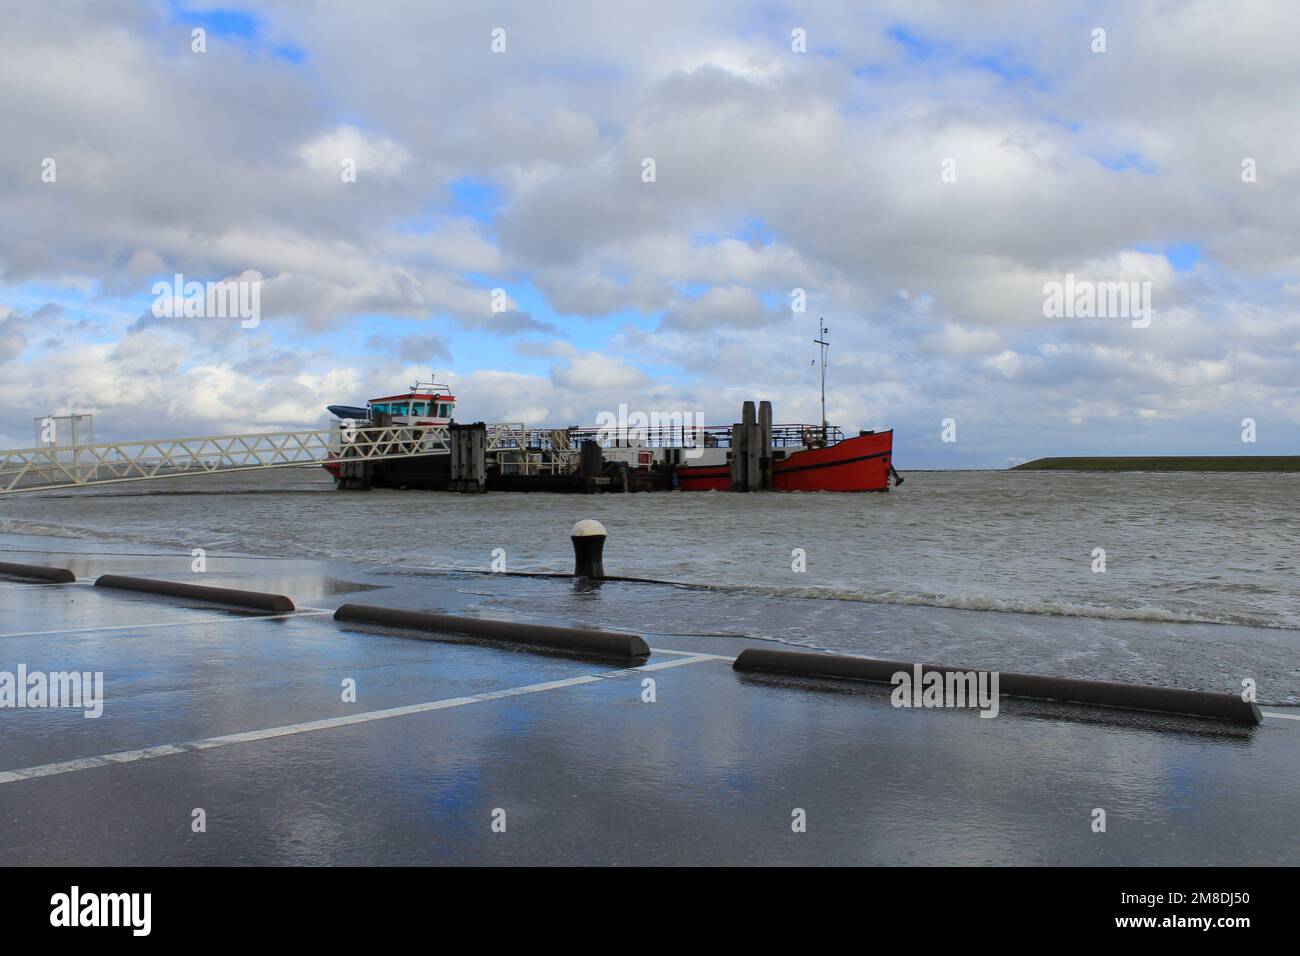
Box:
[0,610,332,640]
[0,654,720,785]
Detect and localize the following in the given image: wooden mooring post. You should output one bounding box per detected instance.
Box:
[758,400,773,490]
[730,401,764,492]
[449,422,486,493]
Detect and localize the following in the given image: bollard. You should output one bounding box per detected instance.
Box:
[571,519,606,578]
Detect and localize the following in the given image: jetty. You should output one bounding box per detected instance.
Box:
[1013,456,1300,472]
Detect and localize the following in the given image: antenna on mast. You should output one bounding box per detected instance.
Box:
[814,319,829,445]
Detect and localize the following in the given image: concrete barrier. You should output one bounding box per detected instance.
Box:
[334,604,650,660]
[94,575,295,613]
[732,648,1263,725]
[0,561,75,583]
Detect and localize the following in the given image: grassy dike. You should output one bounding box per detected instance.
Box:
[1013,456,1300,472]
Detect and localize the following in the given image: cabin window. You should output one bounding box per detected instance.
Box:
[391,402,409,415]
[371,403,389,414]
[439,403,452,417]
[410,402,426,415]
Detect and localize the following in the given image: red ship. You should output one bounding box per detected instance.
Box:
[674,319,898,492]
[673,428,895,492]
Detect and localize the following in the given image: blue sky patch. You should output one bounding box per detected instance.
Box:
[449,178,504,224]
[167,3,304,63]
[271,43,305,63]
[1140,242,1202,271]
[168,4,259,38]
[1094,151,1159,175]
[887,25,1045,87]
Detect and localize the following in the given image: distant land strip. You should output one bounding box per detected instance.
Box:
[1013,456,1300,472]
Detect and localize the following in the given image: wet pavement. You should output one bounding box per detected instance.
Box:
[1,533,1297,866]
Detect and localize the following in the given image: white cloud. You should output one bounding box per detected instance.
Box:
[662,285,777,330]
[298,125,411,179]
[2,1,1299,462]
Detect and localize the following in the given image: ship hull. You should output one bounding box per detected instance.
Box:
[323,452,449,488]
[675,430,893,492]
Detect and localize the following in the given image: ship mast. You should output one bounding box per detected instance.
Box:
[814,319,829,445]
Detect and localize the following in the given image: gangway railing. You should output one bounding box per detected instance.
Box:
[0,425,450,495]
[565,423,845,449]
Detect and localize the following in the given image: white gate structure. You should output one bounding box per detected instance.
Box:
[34,413,95,450]
[481,423,580,476]
[0,424,452,495]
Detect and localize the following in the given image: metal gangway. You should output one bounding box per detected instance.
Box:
[0,423,451,495]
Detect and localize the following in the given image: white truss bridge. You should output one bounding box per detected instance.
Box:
[0,420,625,495]
[0,425,460,495]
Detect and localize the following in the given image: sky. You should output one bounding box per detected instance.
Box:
[1,0,1297,467]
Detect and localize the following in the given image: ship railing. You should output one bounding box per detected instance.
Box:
[484,424,583,454]
[564,423,844,450]
[329,423,451,458]
[479,423,846,453]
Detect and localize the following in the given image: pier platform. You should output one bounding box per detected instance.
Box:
[1,534,1297,866]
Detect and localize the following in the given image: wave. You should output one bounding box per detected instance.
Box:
[400,562,1300,630]
[725,583,1300,630]
[6,520,1298,632]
